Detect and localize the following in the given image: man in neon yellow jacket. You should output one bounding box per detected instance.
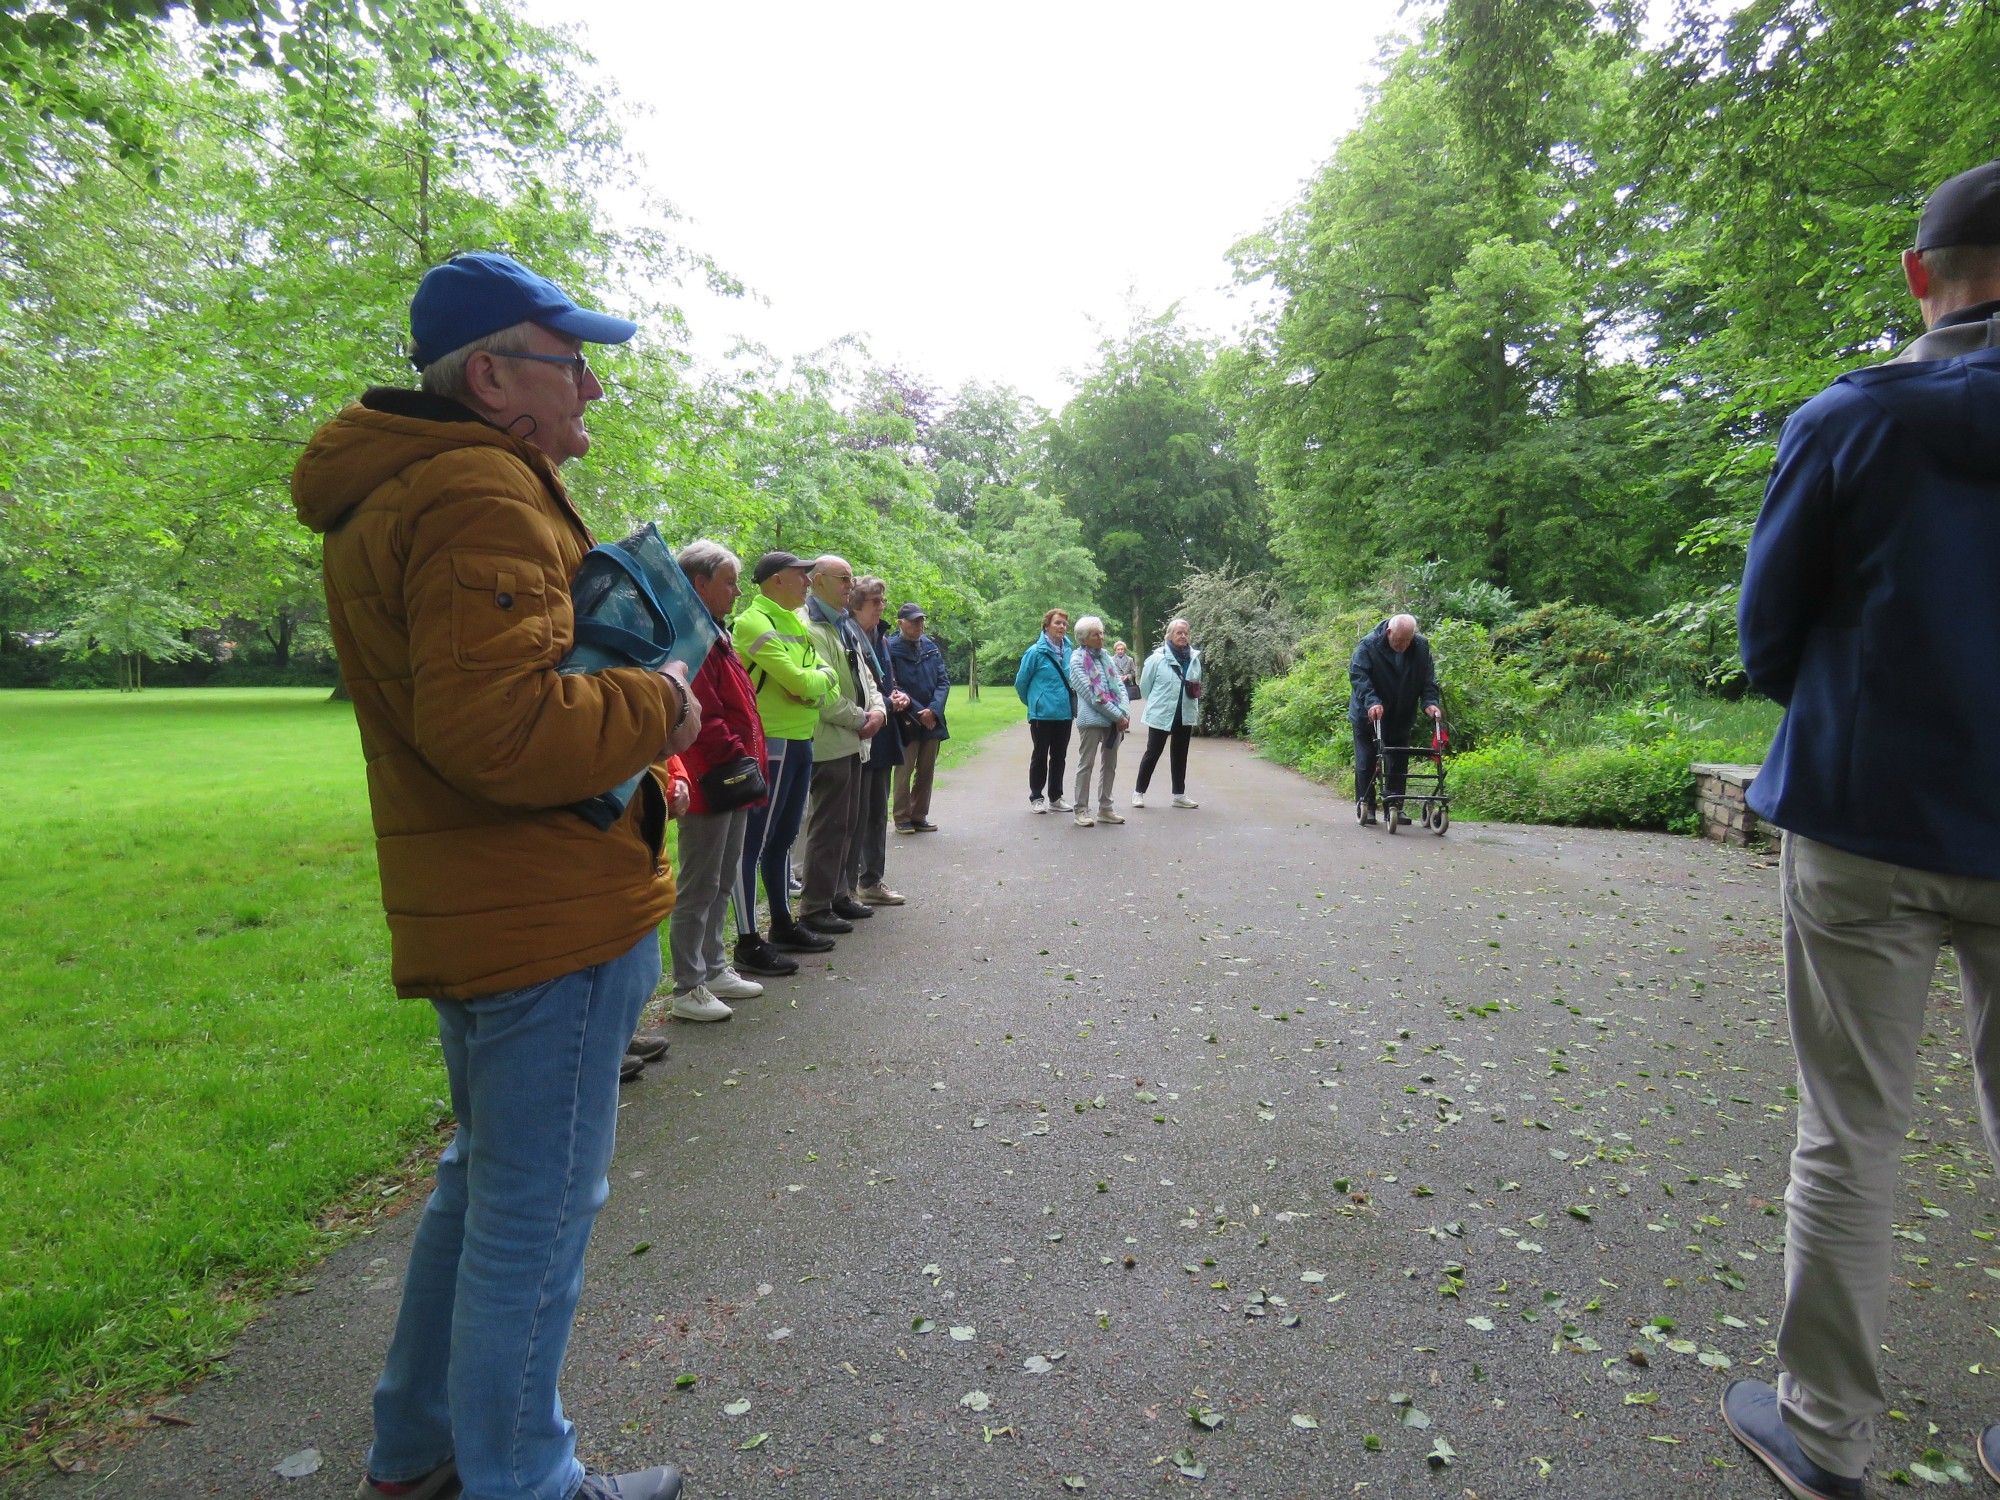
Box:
[730,551,837,975]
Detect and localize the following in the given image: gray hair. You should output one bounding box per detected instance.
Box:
[848,574,888,612]
[677,539,741,582]
[1389,613,1419,633]
[1073,614,1106,641]
[419,321,539,403]
[1921,243,2000,289]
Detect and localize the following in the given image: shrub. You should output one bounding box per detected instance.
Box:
[1491,601,1703,698]
[1451,734,1742,833]
[1173,566,1298,737]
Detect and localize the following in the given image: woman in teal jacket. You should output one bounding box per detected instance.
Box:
[1013,608,1074,812]
[1132,618,1202,809]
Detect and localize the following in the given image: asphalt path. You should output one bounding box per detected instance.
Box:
[37,730,1999,1499]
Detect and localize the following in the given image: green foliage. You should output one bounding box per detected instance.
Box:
[973,491,1104,669]
[1490,601,1706,698]
[1169,567,1296,737]
[1041,312,1267,650]
[1452,735,1732,833]
[50,573,205,689]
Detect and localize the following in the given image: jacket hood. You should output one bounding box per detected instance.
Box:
[292,387,558,535]
[1846,345,2000,482]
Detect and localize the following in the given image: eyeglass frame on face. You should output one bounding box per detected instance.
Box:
[489,350,596,387]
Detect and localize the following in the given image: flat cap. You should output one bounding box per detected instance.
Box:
[752,550,809,584]
[1917,160,2000,251]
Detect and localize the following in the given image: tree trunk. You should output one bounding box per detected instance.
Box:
[328,679,352,703]
[1131,588,1146,658]
[966,644,978,700]
[264,610,294,670]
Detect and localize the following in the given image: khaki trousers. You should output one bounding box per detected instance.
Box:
[1776,834,2000,1475]
[801,753,863,914]
[1073,724,1122,813]
[893,737,941,826]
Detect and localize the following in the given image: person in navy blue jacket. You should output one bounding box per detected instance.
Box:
[887,602,950,832]
[1724,160,2000,1500]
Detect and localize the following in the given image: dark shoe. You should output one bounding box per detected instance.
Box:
[769,920,835,952]
[912,819,939,832]
[831,896,875,920]
[893,823,918,835]
[574,1465,683,1500]
[799,909,853,935]
[354,1459,458,1499]
[1720,1380,1864,1500]
[733,936,799,976]
[1980,1424,2000,1483]
[627,1032,670,1062]
[619,1053,646,1083]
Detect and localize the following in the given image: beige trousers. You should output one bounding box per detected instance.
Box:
[1776,834,2000,1475]
[1073,724,1122,813]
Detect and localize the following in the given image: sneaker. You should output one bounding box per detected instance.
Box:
[354,1459,458,1499]
[627,1032,671,1061]
[787,875,803,896]
[860,883,906,905]
[912,819,939,832]
[709,968,765,1000]
[799,909,853,935]
[893,822,918,835]
[1073,812,1095,827]
[1172,795,1200,809]
[1030,796,1048,814]
[1096,809,1125,825]
[574,1465,683,1500]
[768,920,835,953]
[1050,796,1073,812]
[1131,791,1146,808]
[1720,1380,1865,1500]
[831,895,875,920]
[671,985,733,1023]
[733,936,800,976]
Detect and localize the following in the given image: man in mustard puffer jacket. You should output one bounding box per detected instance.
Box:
[293,253,692,1500]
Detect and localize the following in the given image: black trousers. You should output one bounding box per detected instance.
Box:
[1028,719,1072,800]
[1353,724,1410,808]
[1135,722,1191,795]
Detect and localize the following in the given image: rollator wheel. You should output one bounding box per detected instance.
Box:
[1355,797,1368,824]
[1384,803,1399,834]
[1432,804,1450,836]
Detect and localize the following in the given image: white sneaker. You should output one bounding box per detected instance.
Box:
[1031,796,1048,814]
[860,882,905,905]
[1096,809,1124,825]
[708,968,764,1001]
[1050,796,1073,813]
[1172,794,1200,809]
[671,985,733,1022]
[1131,791,1146,808]
[1073,812,1095,827]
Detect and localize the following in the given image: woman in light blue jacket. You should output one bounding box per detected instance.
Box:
[1065,615,1130,827]
[1012,608,1075,812]
[1132,618,1202,809]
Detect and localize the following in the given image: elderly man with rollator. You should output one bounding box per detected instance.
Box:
[1348,612,1441,828]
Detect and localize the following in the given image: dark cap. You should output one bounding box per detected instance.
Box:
[752,550,810,584]
[1917,160,2000,251]
[896,603,927,622]
[409,252,638,370]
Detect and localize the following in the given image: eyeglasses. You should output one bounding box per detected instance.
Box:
[491,350,595,387]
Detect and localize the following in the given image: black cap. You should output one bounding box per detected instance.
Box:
[752,550,809,584]
[1917,160,2000,251]
[896,603,927,622]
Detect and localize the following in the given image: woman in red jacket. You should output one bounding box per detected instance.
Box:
[668,541,775,1019]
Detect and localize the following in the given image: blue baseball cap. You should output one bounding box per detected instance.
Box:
[408,251,638,369]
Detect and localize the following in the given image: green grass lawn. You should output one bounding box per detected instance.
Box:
[0,685,1021,1458]
[932,688,1024,772]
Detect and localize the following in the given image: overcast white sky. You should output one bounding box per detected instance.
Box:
[516,0,1411,411]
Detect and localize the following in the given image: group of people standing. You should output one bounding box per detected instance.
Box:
[1014,607,1205,824]
[662,546,951,1033]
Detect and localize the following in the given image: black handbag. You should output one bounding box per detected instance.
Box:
[698,754,768,812]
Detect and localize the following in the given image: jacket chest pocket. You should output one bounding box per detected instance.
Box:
[451,551,553,670]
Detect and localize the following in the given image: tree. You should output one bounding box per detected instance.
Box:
[1171,567,1297,737]
[50,571,204,689]
[925,381,1041,523]
[1040,314,1266,656]
[974,491,1103,676]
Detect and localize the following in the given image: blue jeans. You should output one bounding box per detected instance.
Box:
[734,736,813,936]
[365,932,659,1500]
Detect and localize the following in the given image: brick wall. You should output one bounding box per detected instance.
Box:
[1692,763,1763,846]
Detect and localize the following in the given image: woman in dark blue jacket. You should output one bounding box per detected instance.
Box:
[1012,608,1074,813]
